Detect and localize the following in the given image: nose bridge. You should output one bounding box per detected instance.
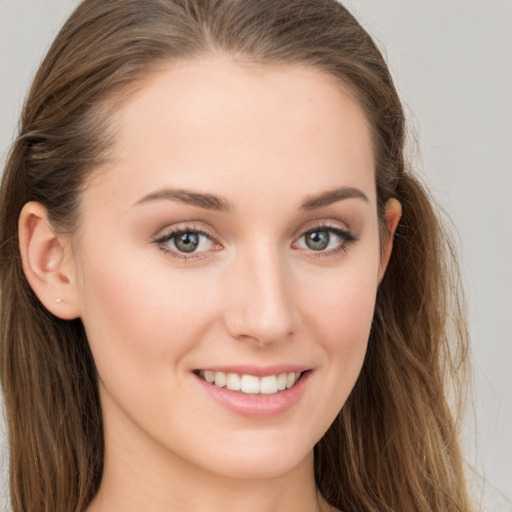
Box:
[224,241,298,344]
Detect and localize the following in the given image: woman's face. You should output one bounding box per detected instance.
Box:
[72,59,395,480]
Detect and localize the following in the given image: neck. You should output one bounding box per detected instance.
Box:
[89,447,330,512]
[87,399,333,512]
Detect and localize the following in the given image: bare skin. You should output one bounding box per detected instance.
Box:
[19,58,401,512]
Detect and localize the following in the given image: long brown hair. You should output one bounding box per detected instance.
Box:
[0,1,472,511]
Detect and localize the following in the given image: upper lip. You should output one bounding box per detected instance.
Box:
[194,365,311,377]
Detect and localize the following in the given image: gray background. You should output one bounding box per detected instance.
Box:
[1,1,511,511]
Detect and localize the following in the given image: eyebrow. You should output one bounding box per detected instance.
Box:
[134,188,231,211]
[300,186,369,210]
[134,185,368,211]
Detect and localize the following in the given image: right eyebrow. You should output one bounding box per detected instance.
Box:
[133,188,231,212]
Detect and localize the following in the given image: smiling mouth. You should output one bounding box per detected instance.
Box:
[195,370,305,395]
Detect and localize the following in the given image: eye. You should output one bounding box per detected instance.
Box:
[303,230,331,251]
[294,225,356,255]
[154,227,219,258]
[173,231,205,253]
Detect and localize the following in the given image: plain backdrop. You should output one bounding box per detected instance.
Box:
[1,1,511,511]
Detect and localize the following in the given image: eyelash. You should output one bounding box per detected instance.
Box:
[153,226,217,261]
[295,223,358,259]
[153,223,358,261]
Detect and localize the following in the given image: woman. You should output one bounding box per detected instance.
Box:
[0,1,472,511]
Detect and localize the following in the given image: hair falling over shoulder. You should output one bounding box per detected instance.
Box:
[0,1,473,511]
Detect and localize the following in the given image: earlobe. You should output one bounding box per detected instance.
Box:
[18,202,81,319]
[378,198,402,283]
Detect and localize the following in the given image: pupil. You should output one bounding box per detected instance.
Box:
[306,230,329,251]
[175,232,199,253]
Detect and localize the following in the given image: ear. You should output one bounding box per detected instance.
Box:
[378,198,402,283]
[18,201,81,319]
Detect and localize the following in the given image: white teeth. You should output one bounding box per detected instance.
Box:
[260,375,278,394]
[226,372,241,391]
[241,374,260,394]
[200,370,302,395]
[277,373,287,391]
[214,372,226,388]
[204,370,215,383]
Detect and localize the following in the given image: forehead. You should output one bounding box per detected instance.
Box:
[90,58,376,208]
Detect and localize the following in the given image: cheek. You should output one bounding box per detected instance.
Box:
[75,245,227,445]
[319,285,375,379]
[76,243,218,382]
[301,253,379,342]
[297,252,380,389]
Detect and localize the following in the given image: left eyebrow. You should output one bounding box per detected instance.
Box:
[300,186,369,210]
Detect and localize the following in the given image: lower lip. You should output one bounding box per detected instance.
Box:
[194,371,311,418]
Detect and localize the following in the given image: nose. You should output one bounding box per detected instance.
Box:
[223,245,300,346]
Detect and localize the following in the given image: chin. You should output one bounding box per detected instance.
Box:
[178,425,321,481]
[206,448,314,481]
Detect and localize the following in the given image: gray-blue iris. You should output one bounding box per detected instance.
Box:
[305,230,329,250]
[175,232,199,252]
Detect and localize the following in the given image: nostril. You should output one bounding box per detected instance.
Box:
[222,267,299,344]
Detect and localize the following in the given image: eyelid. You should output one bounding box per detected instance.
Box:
[292,222,358,257]
[293,218,350,236]
[151,220,357,261]
[152,220,223,245]
[152,222,222,260]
